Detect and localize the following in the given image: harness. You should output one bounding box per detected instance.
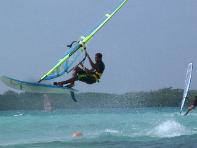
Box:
[92,71,102,82]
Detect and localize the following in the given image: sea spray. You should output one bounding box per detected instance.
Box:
[1,108,197,148]
[149,120,189,138]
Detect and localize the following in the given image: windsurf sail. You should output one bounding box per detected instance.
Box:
[180,63,193,113]
[39,0,128,83]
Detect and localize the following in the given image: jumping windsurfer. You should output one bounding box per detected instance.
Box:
[54,48,105,88]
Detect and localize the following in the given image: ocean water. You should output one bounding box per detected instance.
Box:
[0,108,197,148]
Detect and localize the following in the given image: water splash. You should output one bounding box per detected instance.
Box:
[13,113,23,117]
[149,120,188,138]
[104,129,120,134]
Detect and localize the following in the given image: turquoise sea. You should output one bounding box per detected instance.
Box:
[0,108,197,148]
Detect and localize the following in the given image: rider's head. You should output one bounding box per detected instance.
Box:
[95,53,102,62]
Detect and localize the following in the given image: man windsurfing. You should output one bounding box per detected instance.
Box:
[54,48,105,88]
[184,96,197,116]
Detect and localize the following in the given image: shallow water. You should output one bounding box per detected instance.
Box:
[0,108,197,148]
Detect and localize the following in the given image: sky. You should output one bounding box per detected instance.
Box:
[0,0,197,94]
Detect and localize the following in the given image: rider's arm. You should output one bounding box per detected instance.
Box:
[84,49,96,69]
[80,57,94,74]
[87,55,96,69]
[84,68,94,74]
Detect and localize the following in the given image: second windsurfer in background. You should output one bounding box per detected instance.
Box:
[184,96,197,116]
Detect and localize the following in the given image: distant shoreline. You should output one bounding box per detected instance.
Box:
[0,87,196,110]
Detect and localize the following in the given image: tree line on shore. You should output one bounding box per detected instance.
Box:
[0,87,196,110]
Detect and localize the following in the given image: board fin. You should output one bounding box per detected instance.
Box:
[70,91,77,102]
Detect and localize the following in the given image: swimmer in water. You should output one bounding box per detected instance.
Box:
[72,131,83,138]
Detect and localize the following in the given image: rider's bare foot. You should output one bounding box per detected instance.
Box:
[53,82,64,87]
[66,84,75,88]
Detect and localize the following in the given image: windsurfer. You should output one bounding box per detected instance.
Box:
[54,48,105,88]
[184,96,197,116]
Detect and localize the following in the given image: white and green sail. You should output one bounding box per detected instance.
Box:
[39,0,128,82]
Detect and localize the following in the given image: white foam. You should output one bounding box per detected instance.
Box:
[84,129,122,139]
[13,113,23,117]
[104,129,120,134]
[149,120,188,138]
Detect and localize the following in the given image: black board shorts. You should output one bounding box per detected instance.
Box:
[77,70,97,84]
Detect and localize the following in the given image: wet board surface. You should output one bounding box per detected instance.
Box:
[1,76,78,94]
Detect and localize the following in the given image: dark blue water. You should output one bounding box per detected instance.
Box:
[0,108,197,148]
